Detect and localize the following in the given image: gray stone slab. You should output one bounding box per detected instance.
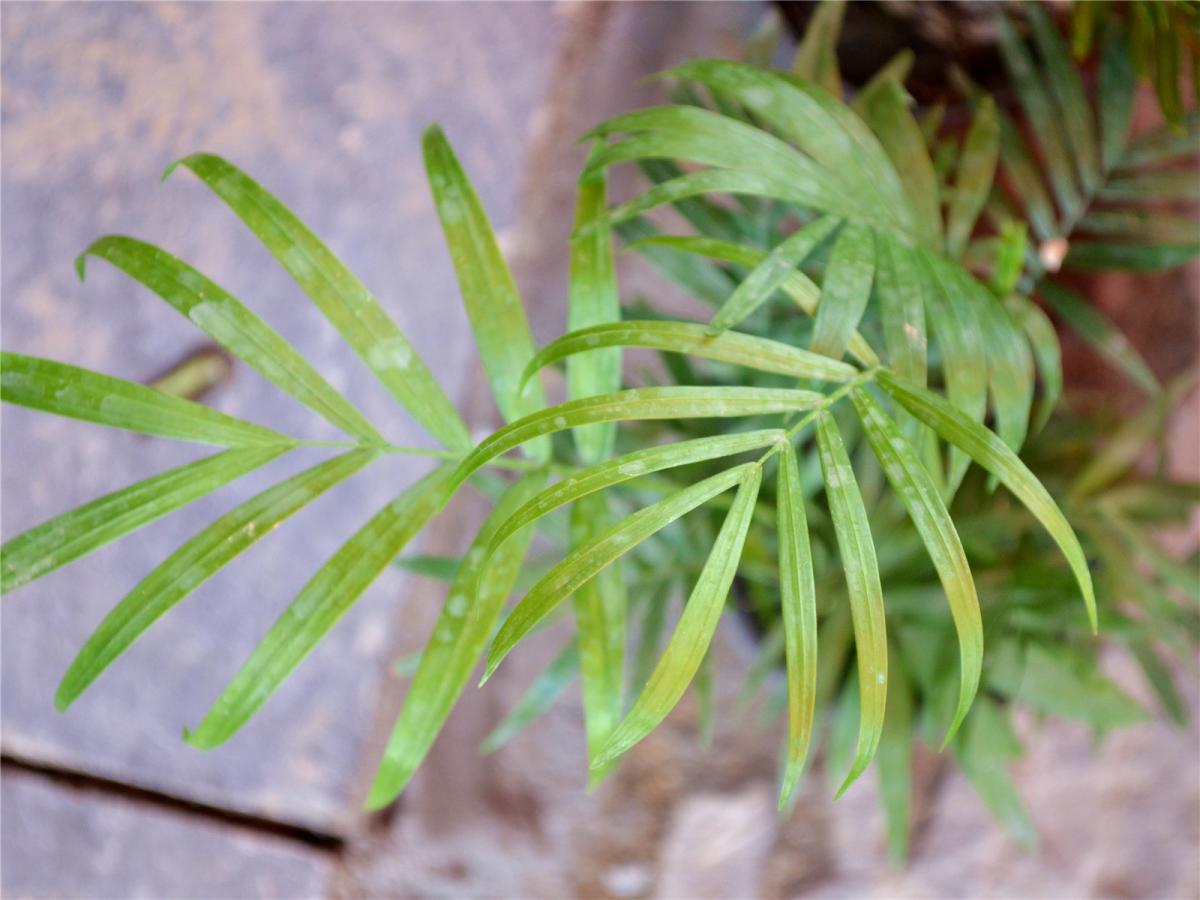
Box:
[1,770,332,899]
[1,1,564,834]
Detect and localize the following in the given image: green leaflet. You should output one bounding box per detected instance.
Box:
[953,264,1033,453]
[945,98,999,260]
[487,430,783,556]
[616,219,736,309]
[873,233,927,389]
[857,79,941,248]
[393,554,462,582]
[954,697,1035,849]
[623,235,880,367]
[77,236,382,444]
[1027,4,1099,195]
[1098,24,1136,173]
[1129,639,1188,726]
[877,649,914,864]
[444,387,822,498]
[1097,171,1200,202]
[1065,242,1200,272]
[993,644,1146,730]
[422,127,548,461]
[632,581,674,694]
[56,450,376,710]
[636,160,753,245]
[792,0,845,95]
[479,639,580,754]
[568,143,622,463]
[1077,211,1200,246]
[990,221,1028,297]
[571,493,627,784]
[165,154,469,452]
[994,105,1058,243]
[877,369,1097,629]
[852,388,981,743]
[853,49,915,114]
[601,169,829,233]
[997,13,1082,222]
[1004,293,1062,434]
[666,59,909,232]
[1,352,287,448]
[707,215,842,334]
[2,446,284,594]
[811,222,875,361]
[1038,280,1159,395]
[776,443,818,809]
[917,252,987,493]
[485,464,755,681]
[584,105,848,216]
[187,464,453,750]
[1118,118,1200,169]
[593,464,761,767]
[524,321,856,387]
[364,470,546,806]
[815,412,888,796]
[1071,372,1198,498]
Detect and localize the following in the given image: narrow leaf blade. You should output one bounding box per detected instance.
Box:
[777,443,818,808]
[815,412,888,796]
[422,127,548,459]
[852,387,981,741]
[877,369,1096,628]
[2,352,287,447]
[56,450,375,710]
[187,464,453,749]
[78,236,383,443]
[2,447,284,594]
[365,470,546,805]
[525,321,857,387]
[594,465,762,766]
[166,154,470,451]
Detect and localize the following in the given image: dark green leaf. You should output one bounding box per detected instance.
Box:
[997,13,1082,221]
[1039,280,1159,394]
[1004,293,1061,433]
[1065,242,1200,272]
[1027,4,1099,194]
[857,79,941,247]
[946,98,999,259]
